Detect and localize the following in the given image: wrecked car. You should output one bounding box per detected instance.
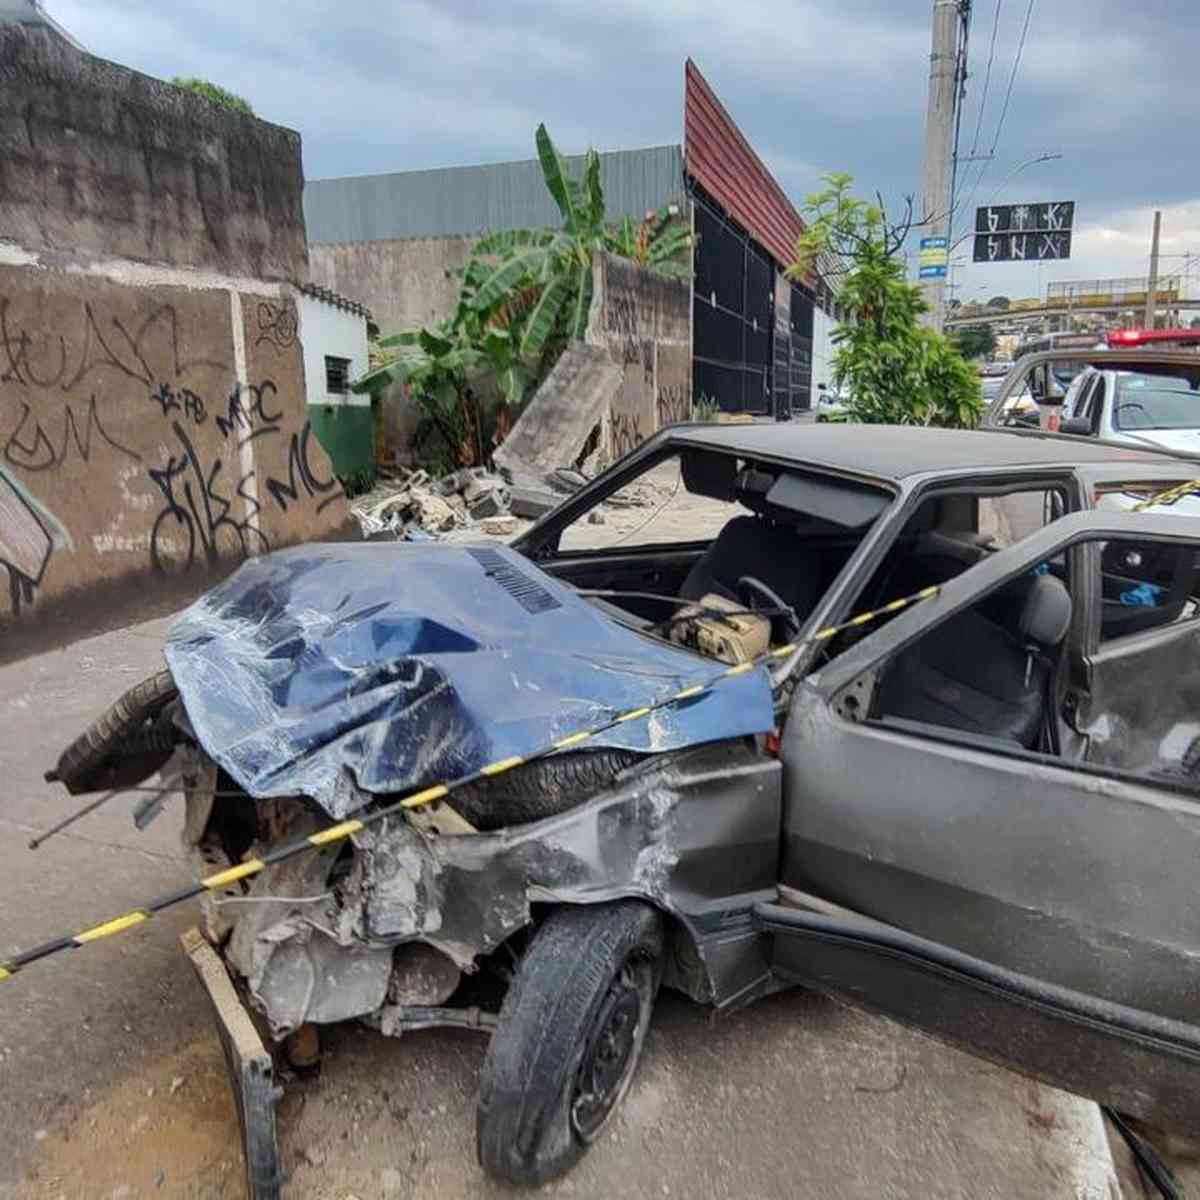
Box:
[43,423,1200,1187]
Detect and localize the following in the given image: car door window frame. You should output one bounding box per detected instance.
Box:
[805,510,1200,797]
[796,470,1082,672]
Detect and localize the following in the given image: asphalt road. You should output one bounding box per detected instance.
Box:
[0,608,1155,1200]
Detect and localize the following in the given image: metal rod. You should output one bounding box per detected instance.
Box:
[27,789,122,850]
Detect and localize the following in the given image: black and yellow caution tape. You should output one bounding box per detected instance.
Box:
[1132,477,1200,512]
[0,583,941,982]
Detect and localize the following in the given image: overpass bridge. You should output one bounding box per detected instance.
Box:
[945,299,1200,329]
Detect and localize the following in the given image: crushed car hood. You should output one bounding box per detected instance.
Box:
[164,543,774,817]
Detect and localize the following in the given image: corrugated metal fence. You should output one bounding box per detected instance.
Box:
[305,145,685,244]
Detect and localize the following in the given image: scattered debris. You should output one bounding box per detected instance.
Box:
[169,1076,185,1096]
[482,516,517,536]
[351,466,515,540]
[588,510,606,525]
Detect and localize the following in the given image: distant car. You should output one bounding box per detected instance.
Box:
[815,383,849,422]
[39,424,1200,1189]
[1060,359,1200,455]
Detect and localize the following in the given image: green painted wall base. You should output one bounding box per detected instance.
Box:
[308,402,374,479]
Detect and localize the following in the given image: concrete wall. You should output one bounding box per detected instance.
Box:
[308,236,476,335]
[0,27,349,656]
[588,252,691,458]
[0,25,307,280]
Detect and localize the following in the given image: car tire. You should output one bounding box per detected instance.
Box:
[47,669,179,795]
[476,901,664,1185]
[451,748,641,831]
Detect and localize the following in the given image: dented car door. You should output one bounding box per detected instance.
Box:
[760,511,1200,1130]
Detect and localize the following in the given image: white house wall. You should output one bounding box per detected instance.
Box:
[812,304,838,392]
[297,294,370,406]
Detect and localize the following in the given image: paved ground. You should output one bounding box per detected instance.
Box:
[0,613,1152,1199]
[2,496,1195,1197]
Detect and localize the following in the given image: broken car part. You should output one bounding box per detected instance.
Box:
[2,582,941,982]
[21,424,1200,1188]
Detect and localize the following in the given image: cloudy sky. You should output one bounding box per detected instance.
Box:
[51,0,1200,303]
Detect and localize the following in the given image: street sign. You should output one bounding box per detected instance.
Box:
[918,236,949,279]
[973,201,1075,263]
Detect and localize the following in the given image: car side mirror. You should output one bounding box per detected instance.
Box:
[1059,417,1092,436]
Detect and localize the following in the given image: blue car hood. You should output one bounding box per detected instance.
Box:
[164,542,774,817]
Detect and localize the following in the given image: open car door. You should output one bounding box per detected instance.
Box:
[756,510,1200,1131]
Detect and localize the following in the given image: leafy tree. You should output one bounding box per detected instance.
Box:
[171,77,253,115]
[353,124,693,467]
[950,323,997,360]
[787,174,982,428]
[987,295,1011,310]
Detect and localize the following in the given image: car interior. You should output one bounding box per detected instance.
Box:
[540,447,892,647]
[827,489,1074,754]
[540,453,1200,774]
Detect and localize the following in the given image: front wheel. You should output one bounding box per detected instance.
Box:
[476,902,663,1185]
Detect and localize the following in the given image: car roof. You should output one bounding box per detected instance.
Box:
[667,422,1186,482]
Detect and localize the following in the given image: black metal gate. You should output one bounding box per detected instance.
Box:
[691,189,774,415]
[789,284,814,413]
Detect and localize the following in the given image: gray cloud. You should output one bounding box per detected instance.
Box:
[49,0,1200,297]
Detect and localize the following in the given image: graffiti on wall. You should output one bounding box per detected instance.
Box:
[657,385,690,427]
[255,301,298,350]
[0,291,340,617]
[145,403,339,574]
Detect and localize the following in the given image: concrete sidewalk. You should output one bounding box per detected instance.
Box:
[0,615,1144,1198]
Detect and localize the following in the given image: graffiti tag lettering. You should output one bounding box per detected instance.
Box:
[610,411,644,457]
[5,396,141,472]
[148,421,269,574]
[255,301,298,350]
[150,382,207,424]
[264,421,342,514]
[216,380,283,444]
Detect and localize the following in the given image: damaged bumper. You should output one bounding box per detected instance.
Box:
[187,741,781,1038]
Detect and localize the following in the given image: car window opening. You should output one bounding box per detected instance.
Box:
[852,528,1200,786]
[538,448,892,666]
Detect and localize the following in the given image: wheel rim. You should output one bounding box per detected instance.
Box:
[571,960,650,1142]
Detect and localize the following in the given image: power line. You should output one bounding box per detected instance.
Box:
[955,0,1035,228]
[988,0,1036,157]
[968,0,1002,156]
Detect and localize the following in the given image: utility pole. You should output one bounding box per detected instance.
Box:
[918,0,962,333]
[1144,210,1162,330]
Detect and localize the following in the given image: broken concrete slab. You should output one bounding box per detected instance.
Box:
[494,341,622,479]
[468,491,508,520]
[413,493,457,533]
[481,516,517,536]
[462,474,504,503]
[509,485,559,520]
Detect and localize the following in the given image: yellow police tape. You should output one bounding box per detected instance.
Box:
[1132,477,1200,512]
[0,583,941,980]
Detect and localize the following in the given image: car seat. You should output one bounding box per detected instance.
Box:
[679,468,824,619]
[876,573,1072,749]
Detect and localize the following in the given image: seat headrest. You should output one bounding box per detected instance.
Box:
[1017,574,1072,648]
[734,467,775,516]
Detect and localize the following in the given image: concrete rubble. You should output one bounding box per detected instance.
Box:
[350,451,626,542]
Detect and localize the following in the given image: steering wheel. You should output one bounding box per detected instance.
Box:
[736,576,800,642]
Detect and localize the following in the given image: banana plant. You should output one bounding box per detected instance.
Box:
[353,121,696,468]
[605,205,693,279]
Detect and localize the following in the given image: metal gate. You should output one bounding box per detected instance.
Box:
[692,189,774,415]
